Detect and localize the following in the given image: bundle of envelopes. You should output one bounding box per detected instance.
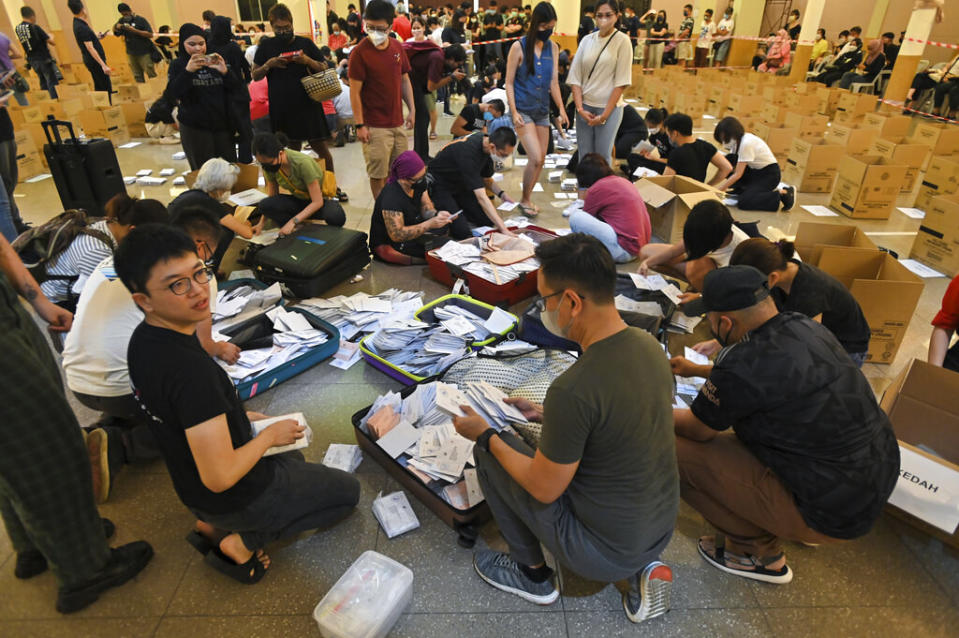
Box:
[360,380,529,509]
[430,233,542,285]
[628,273,703,334]
[672,346,709,409]
[217,306,329,383]
[296,289,423,341]
[364,304,509,377]
[212,282,283,324]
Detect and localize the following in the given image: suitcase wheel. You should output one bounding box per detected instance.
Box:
[455,521,479,548]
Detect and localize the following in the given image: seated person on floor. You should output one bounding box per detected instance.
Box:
[570,153,651,264]
[427,127,518,237]
[712,117,794,212]
[369,151,455,265]
[451,98,507,138]
[638,199,749,291]
[671,265,899,585]
[144,95,179,145]
[662,113,732,185]
[63,204,241,503]
[252,131,346,236]
[118,224,360,584]
[168,158,264,270]
[625,107,671,178]
[929,272,959,373]
[452,233,678,624]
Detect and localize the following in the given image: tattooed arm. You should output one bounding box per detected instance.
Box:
[383,208,452,243]
[0,234,73,331]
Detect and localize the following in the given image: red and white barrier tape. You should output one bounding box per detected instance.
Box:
[879,97,959,124]
[902,36,959,51]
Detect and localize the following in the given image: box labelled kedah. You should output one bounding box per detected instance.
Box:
[828,155,907,219]
[815,246,924,364]
[913,155,959,211]
[783,112,828,140]
[705,86,731,118]
[832,91,876,124]
[868,137,931,193]
[634,176,723,244]
[910,193,959,278]
[908,122,959,158]
[823,123,880,155]
[861,112,913,140]
[78,106,129,146]
[880,359,959,548]
[725,93,763,117]
[752,121,799,158]
[793,221,878,264]
[781,138,843,193]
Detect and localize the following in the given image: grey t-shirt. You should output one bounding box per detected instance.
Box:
[539,327,679,562]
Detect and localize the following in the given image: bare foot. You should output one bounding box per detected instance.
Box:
[219,533,270,579]
[699,536,786,572]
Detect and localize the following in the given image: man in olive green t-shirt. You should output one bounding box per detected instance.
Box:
[453,233,679,625]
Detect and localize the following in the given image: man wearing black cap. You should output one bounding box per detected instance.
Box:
[638,200,749,291]
[113,3,156,83]
[672,265,899,585]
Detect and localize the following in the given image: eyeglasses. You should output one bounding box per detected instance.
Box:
[366,25,390,34]
[162,267,213,296]
[595,12,616,19]
[533,290,584,312]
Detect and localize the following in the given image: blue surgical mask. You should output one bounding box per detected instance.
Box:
[483,111,494,121]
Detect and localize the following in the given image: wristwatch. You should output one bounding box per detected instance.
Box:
[356,123,366,129]
[476,428,499,453]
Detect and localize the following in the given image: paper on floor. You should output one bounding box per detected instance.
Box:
[801,205,839,217]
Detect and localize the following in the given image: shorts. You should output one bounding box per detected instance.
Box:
[677,41,693,61]
[424,91,437,111]
[714,39,732,63]
[519,111,550,127]
[362,126,408,180]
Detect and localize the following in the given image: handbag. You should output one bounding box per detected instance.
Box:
[0,60,29,94]
[149,45,163,64]
[301,67,342,102]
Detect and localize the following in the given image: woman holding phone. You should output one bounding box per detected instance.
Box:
[166,23,241,170]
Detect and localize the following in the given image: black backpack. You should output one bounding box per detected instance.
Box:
[12,210,113,287]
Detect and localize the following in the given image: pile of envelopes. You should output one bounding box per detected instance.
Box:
[430,233,542,285]
[296,289,424,341]
[360,380,529,510]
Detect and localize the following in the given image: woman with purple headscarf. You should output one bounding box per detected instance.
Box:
[369,150,456,265]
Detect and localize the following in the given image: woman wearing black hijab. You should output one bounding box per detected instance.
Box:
[166,23,241,170]
[209,16,254,163]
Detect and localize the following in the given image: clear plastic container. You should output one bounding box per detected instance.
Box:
[313,551,413,638]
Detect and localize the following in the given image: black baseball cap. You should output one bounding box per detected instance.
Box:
[683,200,733,261]
[682,265,770,316]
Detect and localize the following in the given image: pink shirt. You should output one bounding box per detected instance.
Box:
[583,175,651,255]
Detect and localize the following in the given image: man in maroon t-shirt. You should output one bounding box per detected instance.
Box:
[404,41,466,161]
[348,0,415,198]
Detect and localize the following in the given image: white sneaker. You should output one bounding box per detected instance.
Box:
[555,137,574,151]
[563,198,584,217]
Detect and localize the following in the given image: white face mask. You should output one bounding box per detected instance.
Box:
[648,125,660,134]
[541,304,572,339]
[596,16,616,30]
[368,30,388,46]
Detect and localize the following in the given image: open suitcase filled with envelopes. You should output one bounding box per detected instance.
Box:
[358,294,518,386]
[215,279,340,400]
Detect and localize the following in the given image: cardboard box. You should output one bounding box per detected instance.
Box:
[815,246,924,364]
[869,138,931,193]
[21,105,48,124]
[47,98,85,121]
[115,83,155,104]
[81,92,113,109]
[783,112,829,140]
[119,101,149,137]
[782,138,844,193]
[78,106,126,136]
[880,359,959,547]
[13,129,38,156]
[862,112,913,140]
[910,194,959,277]
[914,155,959,211]
[829,155,907,219]
[833,92,876,125]
[824,123,880,155]
[185,163,261,193]
[782,92,820,113]
[908,122,959,157]
[725,93,763,117]
[16,149,45,181]
[706,86,730,118]
[634,176,723,243]
[793,221,878,264]
[816,87,843,116]
[752,122,799,157]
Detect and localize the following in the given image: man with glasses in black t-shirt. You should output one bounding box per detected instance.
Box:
[118,225,360,584]
[673,266,899,585]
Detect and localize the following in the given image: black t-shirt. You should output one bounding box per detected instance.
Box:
[73,17,105,65]
[128,322,275,515]
[648,130,671,159]
[16,22,51,59]
[457,103,485,134]
[115,14,153,55]
[253,35,328,140]
[578,15,595,41]
[166,57,238,131]
[441,27,466,45]
[772,261,871,354]
[618,105,646,136]
[690,312,900,539]
[168,189,231,224]
[428,132,494,192]
[0,109,13,142]
[369,180,426,250]
[667,139,716,183]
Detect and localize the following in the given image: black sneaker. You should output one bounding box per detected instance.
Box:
[15,518,115,579]
[780,185,796,211]
[472,550,559,605]
[336,187,349,203]
[623,560,672,624]
[56,541,154,614]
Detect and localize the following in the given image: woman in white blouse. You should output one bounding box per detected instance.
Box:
[567,0,633,164]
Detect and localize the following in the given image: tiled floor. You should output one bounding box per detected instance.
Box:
[3,99,958,637]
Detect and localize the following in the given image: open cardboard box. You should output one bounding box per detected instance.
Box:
[752,122,799,158]
[828,155,907,220]
[910,193,959,278]
[783,111,829,140]
[861,112,913,140]
[816,247,924,364]
[793,221,878,264]
[185,162,262,193]
[880,359,959,547]
[782,138,843,193]
[634,176,723,244]
[824,123,880,155]
[913,155,959,211]
[868,137,931,193]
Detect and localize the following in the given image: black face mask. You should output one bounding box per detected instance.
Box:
[275,29,295,42]
[261,162,281,173]
[537,28,553,41]
[711,318,734,348]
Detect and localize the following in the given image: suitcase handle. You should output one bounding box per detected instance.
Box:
[41,116,78,147]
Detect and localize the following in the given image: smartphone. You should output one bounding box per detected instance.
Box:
[449,210,462,220]
[279,50,303,59]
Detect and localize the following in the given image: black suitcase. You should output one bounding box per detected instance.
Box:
[251,224,370,298]
[41,117,126,218]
